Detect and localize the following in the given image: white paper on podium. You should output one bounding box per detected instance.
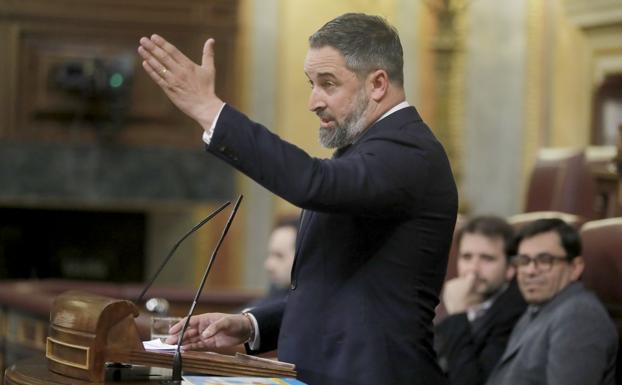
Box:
[142,338,178,351]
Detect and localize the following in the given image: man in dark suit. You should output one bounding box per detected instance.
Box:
[435,216,526,385]
[138,13,457,385]
[486,218,617,385]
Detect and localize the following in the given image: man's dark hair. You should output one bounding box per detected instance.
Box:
[308,13,404,86]
[456,216,515,260]
[514,218,582,260]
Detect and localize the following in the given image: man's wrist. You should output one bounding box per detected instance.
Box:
[241,312,255,343]
[196,100,225,131]
[201,102,226,145]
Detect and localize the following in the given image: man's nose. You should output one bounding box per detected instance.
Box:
[308,88,326,112]
[469,257,482,272]
[462,259,479,275]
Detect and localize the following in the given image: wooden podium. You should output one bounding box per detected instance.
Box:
[41,291,296,383]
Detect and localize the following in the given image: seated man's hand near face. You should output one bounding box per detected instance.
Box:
[442,273,483,315]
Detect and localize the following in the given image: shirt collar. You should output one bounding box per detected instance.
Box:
[467,282,510,322]
[350,101,409,145]
[377,101,410,124]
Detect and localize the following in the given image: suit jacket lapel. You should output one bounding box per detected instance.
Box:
[472,281,524,337]
[497,312,531,365]
[291,209,313,281]
[294,210,312,255]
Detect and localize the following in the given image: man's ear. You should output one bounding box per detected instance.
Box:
[570,256,585,281]
[368,69,389,101]
[505,262,516,281]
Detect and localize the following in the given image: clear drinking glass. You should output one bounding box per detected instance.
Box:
[150,316,182,342]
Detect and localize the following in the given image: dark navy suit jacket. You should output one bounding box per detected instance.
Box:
[208,104,458,385]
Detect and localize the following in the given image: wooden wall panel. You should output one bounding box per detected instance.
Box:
[0,0,239,148]
[0,23,18,138]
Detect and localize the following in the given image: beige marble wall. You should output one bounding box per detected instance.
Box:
[462,0,527,216]
[232,0,279,291]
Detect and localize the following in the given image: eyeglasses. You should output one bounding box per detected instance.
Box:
[511,253,570,271]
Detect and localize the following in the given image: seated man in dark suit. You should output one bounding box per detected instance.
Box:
[486,218,618,385]
[435,216,526,385]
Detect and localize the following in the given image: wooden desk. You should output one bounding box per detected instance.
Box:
[5,356,173,385]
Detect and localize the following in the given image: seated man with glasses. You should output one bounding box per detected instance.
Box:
[486,218,618,385]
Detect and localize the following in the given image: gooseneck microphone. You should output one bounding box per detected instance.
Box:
[170,194,243,384]
[136,200,231,305]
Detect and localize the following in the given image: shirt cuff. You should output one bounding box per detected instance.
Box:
[202,103,227,145]
[244,311,261,350]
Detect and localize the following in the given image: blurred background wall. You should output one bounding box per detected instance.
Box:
[1,0,621,293]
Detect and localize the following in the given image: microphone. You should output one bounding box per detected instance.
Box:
[169,194,243,384]
[136,200,231,305]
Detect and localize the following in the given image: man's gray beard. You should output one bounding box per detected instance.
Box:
[318,91,370,149]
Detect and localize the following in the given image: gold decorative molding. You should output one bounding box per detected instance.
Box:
[563,0,622,29]
[448,10,466,198]
[424,0,469,196]
[0,23,17,137]
[6,312,47,351]
[522,0,549,208]
[563,0,622,148]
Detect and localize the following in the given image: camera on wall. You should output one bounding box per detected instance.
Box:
[52,53,134,138]
[54,54,134,97]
